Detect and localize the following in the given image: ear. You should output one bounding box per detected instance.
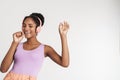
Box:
[36,27,41,33]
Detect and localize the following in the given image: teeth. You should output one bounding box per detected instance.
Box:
[25,32,30,34]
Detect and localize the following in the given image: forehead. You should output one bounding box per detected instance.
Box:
[23,17,36,25]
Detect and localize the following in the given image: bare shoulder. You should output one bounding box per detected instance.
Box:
[44,44,54,57]
[44,44,53,50]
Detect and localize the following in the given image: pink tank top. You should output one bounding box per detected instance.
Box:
[10,42,45,77]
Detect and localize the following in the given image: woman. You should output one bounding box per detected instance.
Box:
[0,13,69,80]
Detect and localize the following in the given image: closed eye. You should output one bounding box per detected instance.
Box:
[29,25,33,28]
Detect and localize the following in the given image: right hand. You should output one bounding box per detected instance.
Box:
[13,31,24,43]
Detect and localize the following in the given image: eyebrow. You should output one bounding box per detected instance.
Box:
[22,23,34,26]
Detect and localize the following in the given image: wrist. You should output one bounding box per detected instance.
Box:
[12,41,19,45]
[60,33,67,37]
[60,34,68,40]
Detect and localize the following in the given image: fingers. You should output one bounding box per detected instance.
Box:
[59,21,70,35]
[13,31,24,43]
[59,21,69,29]
[64,21,69,29]
[13,31,24,37]
[16,32,22,37]
[59,23,63,30]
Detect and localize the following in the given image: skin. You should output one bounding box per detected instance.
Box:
[0,17,69,73]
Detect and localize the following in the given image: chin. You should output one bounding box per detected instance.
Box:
[25,36,31,39]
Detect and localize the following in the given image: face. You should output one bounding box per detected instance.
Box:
[22,17,37,39]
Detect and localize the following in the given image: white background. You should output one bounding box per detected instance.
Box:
[0,0,120,80]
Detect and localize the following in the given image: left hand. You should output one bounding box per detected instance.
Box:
[59,21,69,35]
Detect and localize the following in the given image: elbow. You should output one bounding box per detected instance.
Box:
[62,63,69,68]
[0,69,7,73]
[61,60,70,68]
[0,67,8,73]
[63,65,69,68]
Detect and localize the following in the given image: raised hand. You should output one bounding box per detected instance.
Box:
[13,31,24,43]
[59,21,69,36]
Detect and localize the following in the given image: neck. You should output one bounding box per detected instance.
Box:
[26,37,40,45]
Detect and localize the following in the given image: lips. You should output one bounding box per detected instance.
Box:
[24,31,31,35]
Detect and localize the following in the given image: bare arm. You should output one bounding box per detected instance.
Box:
[45,21,69,67]
[60,33,69,67]
[0,31,24,73]
[0,42,18,73]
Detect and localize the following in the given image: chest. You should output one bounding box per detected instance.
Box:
[23,44,40,50]
[14,43,44,62]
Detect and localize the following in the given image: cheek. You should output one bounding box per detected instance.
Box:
[31,28,37,33]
